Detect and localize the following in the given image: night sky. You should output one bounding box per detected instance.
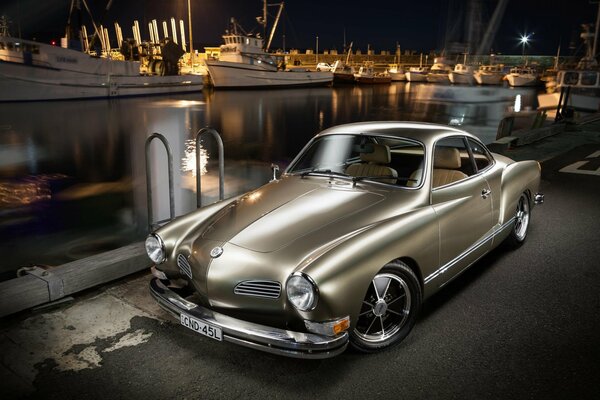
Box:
[0,0,595,56]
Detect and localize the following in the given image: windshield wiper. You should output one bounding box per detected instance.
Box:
[300,169,351,178]
[351,176,418,186]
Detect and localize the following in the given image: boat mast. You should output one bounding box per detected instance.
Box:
[592,1,600,60]
[345,41,353,64]
[265,2,284,52]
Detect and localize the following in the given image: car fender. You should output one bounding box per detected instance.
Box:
[293,205,439,327]
[154,194,242,270]
[498,160,541,225]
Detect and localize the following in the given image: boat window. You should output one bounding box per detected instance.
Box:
[0,42,4,50]
[563,72,579,85]
[581,72,597,86]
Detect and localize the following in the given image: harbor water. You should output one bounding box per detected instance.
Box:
[0,83,539,279]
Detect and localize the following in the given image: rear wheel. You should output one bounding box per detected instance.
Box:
[505,192,530,248]
[350,261,421,353]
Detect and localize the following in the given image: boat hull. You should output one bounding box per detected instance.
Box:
[0,61,203,101]
[426,73,450,84]
[449,72,475,85]
[537,92,600,112]
[405,72,428,82]
[205,60,332,88]
[474,73,504,85]
[506,74,540,87]
[389,71,406,81]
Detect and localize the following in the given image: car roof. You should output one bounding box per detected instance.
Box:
[316,121,479,144]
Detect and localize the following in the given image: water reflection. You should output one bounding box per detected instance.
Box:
[0,84,538,278]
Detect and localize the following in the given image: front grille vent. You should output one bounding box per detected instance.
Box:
[234,280,281,299]
[177,254,192,279]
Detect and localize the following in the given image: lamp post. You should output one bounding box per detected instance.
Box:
[316,35,319,64]
[188,0,194,71]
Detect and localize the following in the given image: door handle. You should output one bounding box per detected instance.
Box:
[481,188,491,199]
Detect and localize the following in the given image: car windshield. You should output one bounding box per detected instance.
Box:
[287,134,425,188]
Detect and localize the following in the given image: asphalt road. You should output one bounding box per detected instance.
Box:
[2,144,599,400]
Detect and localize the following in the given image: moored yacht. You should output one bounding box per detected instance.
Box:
[505,66,541,87]
[449,64,475,85]
[426,57,453,84]
[474,64,505,85]
[405,66,430,82]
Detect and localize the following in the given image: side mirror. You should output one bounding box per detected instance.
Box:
[270,163,280,182]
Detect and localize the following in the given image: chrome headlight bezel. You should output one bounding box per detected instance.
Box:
[145,233,166,264]
[286,272,319,311]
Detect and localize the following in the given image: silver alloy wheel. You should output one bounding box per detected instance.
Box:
[514,194,530,241]
[354,273,412,343]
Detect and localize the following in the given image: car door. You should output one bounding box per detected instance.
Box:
[429,136,494,286]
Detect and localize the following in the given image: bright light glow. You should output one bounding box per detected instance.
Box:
[514,94,522,112]
[181,139,209,177]
[519,35,529,45]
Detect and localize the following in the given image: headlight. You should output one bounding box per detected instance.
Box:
[286,273,318,311]
[145,234,166,264]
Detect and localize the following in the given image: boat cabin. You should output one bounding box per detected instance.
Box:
[557,70,600,88]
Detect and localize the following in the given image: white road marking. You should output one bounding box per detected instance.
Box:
[559,150,600,176]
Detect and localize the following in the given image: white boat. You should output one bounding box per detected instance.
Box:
[388,43,406,81]
[449,64,475,84]
[405,53,429,82]
[405,67,430,82]
[388,64,406,81]
[538,70,600,112]
[474,64,505,85]
[204,3,332,89]
[0,36,203,101]
[537,11,600,113]
[426,58,453,84]
[505,66,540,87]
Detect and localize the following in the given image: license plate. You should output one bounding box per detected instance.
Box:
[180,313,223,341]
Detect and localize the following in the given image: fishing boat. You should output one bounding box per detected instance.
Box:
[0,36,203,102]
[474,64,505,85]
[449,64,475,85]
[426,57,453,84]
[0,9,204,103]
[505,65,540,87]
[537,9,600,113]
[405,54,429,82]
[204,2,332,89]
[353,62,391,84]
[388,43,406,81]
[332,42,357,84]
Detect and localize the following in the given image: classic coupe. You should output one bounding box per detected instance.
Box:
[146,121,544,359]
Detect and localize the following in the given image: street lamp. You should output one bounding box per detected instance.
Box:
[519,32,533,56]
[316,35,319,63]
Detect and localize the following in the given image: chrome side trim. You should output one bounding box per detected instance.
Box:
[149,278,348,359]
[424,217,516,285]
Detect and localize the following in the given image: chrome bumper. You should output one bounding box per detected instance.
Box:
[534,193,544,205]
[149,278,348,359]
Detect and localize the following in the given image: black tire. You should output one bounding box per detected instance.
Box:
[350,261,422,353]
[505,192,531,249]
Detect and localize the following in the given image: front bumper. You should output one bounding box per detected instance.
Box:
[149,278,349,359]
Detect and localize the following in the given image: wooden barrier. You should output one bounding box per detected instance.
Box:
[0,242,151,318]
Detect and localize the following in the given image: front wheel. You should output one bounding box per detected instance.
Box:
[350,261,422,353]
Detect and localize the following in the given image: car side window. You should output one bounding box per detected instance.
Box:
[467,138,493,172]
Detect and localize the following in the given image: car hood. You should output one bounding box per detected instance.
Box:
[200,176,386,253]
